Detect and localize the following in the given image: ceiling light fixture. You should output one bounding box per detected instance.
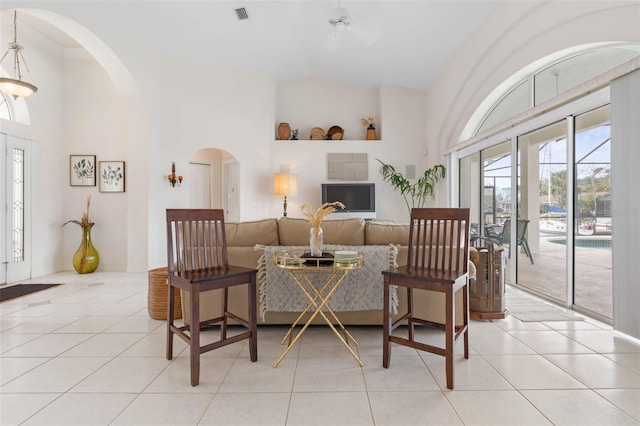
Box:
[328,7,351,29]
[0,10,38,99]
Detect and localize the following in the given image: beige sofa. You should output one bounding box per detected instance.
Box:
[181,217,468,326]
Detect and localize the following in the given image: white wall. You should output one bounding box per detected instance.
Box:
[276,77,381,141]
[61,54,128,271]
[270,81,430,223]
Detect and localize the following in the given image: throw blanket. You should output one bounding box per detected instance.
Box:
[256,245,399,322]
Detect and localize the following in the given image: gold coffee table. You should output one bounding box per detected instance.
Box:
[273,250,365,368]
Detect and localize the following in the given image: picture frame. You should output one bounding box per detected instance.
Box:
[99,161,126,193]
[69,155,96,186]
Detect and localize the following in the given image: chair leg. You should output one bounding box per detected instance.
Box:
[462,282,470,359]
[445,287,455,390]
[190,285,200,387]
[248,275,258,362]
[166,280,175,361]
[382,276,392,368]
[522,238,534,264]
[407,287,414,342]
[221,287,228,341]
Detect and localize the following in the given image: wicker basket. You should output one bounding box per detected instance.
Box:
[147,267,182,320]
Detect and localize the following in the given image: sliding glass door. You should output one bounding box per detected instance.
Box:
[516,120,568,303]
[457,102,613,320]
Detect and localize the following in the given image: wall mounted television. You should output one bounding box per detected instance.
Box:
[321,183,376,219]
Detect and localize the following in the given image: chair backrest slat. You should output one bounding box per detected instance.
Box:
[166,209,229,274]
[407,208,470,274]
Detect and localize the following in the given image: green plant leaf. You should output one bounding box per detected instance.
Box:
[376,159,446,214]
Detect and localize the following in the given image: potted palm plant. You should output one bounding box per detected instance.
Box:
[376,159,446,215]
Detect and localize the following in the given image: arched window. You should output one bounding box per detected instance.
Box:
[469,44,640,138]
[0,91,12,120]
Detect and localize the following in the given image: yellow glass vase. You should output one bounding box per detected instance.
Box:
[73,224,100,274]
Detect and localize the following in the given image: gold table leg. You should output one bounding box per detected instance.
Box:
[273,269,362,368]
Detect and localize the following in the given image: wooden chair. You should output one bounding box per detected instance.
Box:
[165,209,257,386]
[382,208,471,389]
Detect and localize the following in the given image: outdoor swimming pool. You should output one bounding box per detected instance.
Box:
[548,237,612,249]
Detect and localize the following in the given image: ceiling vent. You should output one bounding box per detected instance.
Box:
[235,7,249,20]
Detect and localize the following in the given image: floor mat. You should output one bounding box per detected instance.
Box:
[508,301,584,322]
[0,284,62,303]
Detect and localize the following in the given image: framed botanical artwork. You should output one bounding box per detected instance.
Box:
[99,161,125,193]
[69,155,96,186]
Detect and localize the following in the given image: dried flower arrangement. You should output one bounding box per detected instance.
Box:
[63,195,94,227]
[361,116,376,129]
[300,201,345,228]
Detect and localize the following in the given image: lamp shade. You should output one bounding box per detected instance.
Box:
[0,78,37,99]
[273,173,297,197]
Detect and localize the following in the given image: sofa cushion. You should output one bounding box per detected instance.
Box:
[365,221,410,245]
[225,218,279,246]
[278,217,365,246]
[323,218,366,245]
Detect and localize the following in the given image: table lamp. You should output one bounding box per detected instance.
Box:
[273,173,297,217]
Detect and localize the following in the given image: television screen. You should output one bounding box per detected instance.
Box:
[321,183,375,218]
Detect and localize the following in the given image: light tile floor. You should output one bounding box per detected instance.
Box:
[1,272,639,426]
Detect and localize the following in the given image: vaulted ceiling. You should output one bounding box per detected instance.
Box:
[4,1,501,90]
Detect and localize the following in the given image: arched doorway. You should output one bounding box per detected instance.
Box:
[189,148,240,221]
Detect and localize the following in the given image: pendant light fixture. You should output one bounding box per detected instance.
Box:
[0,10,38,99]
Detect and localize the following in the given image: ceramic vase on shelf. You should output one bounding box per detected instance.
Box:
[310,226,323,257]
[73,224,100,274]
[365,125,377,140]
[278,122,291,140]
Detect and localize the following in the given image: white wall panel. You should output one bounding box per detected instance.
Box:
[611,69,640,339]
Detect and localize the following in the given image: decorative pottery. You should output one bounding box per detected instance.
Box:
[73,224,100,274]
[278,122,291,140]
[310,226,323,257]
[365,125,377,140]
[328,125,344,140]
[310,127,325,140]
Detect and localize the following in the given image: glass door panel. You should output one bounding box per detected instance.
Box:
[482,141,513,279]
[574,105,612,318]
[459,153,481,236]
[517,121,568,303]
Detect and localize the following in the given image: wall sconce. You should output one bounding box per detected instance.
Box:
[273,172,297,217]
[168,162,183,187]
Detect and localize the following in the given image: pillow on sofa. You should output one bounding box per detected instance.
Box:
[278,217,365,246]
[365,221,410,245]
[225,218,279,246]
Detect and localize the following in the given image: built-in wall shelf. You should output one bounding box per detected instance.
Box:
[275,78,381,144]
